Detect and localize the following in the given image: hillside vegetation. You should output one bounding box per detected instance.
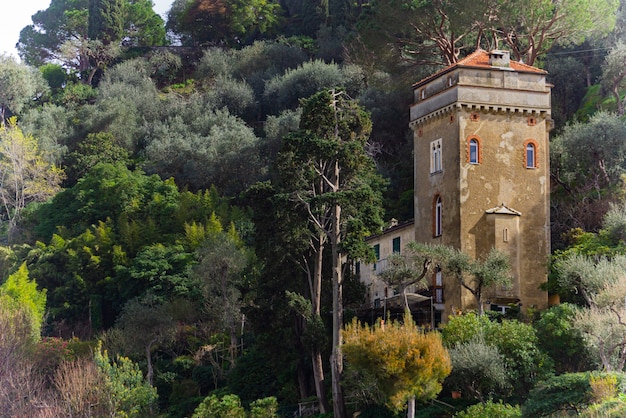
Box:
[2,0,626,416]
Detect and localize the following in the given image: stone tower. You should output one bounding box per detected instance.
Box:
[410,49,551,320]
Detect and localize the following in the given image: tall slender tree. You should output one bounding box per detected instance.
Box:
[274,89,385,417]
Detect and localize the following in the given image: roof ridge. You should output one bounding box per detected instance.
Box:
[413,49,546,87]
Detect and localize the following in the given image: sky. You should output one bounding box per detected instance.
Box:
[0,0,173,59]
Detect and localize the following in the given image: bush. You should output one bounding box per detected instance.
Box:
[446,339,510,402]
[249,396,279,418]
[522,372,626,417]
[533,303,591,373]
[580,396,626,417]
[441,313,552,400]
[454,400,521,417]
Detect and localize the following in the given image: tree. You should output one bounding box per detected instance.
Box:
[0,263,47,339]
[114,296,177,385]
[87,58,161,153]
[94,341,159,416]
[492,0,618,66]
[123,0,167,46]
[64,131,131,185]
[193,234,248,366]
[0,120,64,242]
[550,112,626,244]
[274,89,385,417]
[342,312,451,417]
[88,0,125,45]
[18,0,165,77]
[0,55,48,125]
[114,243,196,302]
[263,60,365,113]
[191,393,278,418]
[557,249,626,371]
[142,101,262,195]
[351,0,483,68]
[353,0,618,67]
[602,42,626,116]
[447,338,510,403]
[166,0,281,47]
[18,0,91,71]
[383,242,512,315]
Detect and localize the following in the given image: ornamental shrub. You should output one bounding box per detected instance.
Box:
[454,400,521,417]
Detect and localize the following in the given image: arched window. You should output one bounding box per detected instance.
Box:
[469,139,478,164]
[467,136,482,164]
[433,195,443,237]
[430,139,442,173]
[524,140,538,168]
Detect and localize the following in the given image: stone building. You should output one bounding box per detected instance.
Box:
[410,49,551,321]
[358,49,552,324]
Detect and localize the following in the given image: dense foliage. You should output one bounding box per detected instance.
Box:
[2,0,626,415]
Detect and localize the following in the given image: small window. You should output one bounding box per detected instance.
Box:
[434,195,443,237]
[524,140,538,168]
[392,237,401,253]
[469,139,478,163]
[430,139,443,173]
[373,244,380,270]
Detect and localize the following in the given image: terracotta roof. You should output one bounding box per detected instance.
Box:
[413,49,546,88]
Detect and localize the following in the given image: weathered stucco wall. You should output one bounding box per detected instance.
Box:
[411,55,551,320]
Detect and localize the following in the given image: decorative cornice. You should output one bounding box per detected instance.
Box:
[410,103,549,129]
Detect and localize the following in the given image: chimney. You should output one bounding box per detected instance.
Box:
[489,50,510,67]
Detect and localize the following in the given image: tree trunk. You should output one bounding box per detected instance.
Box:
[312,350,329,413]
[407,396,416,418]
[311,234,330,413]
[146,340,156,386]
[331,187,347,418]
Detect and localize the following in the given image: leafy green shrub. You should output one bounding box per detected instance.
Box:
[441,313,551,400]
[454,400,521,417]
[522,372,626,417]
[446,339,510,402]
[192,393,245,418]
[580,396,626,417]
[94,342,158,417]
[533,303,591,373]
[249,396,279,418]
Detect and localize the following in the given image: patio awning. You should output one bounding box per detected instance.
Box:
[384,292,431,309]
